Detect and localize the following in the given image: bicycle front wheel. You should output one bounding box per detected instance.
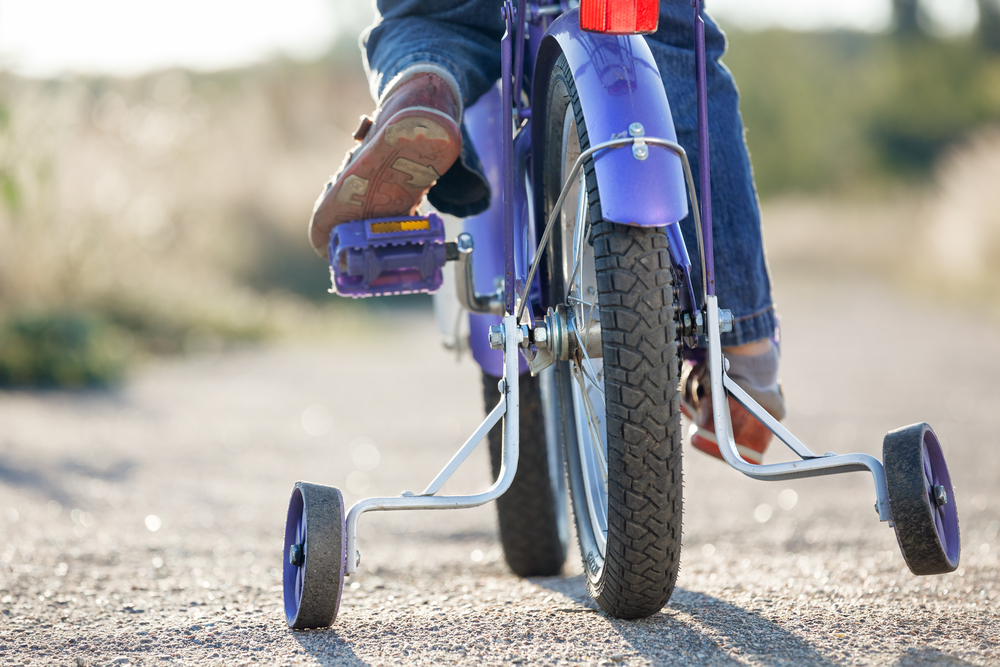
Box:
[542,53,683,618]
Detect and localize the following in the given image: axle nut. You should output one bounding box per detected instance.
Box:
[289,542,304,567]
[718,309,734,333]
[533,324,548,346]
[488,325,505,350]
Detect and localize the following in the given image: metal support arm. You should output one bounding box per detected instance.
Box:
[344,314,521,574]
[455,233,504,315]
[703,295,892,522]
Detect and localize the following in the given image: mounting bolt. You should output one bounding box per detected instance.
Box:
[488,325,505,350]
[932,484,948,507]
[629,122,648,161]
[518,325,531,348]
[682,311,706,339]
[355,550,362,568]
[718,309,734,333]
[533,322,549,347]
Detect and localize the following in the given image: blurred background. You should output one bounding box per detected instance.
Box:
[0,0,998,386]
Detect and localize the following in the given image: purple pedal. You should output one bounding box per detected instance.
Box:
[328,214,447,298]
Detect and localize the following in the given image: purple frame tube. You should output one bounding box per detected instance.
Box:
[502,3,516,316]
[513,0,528,120]
[693,0,715,297]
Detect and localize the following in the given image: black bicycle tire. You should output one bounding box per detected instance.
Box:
[484,371,568,577]
[543,53,683,618]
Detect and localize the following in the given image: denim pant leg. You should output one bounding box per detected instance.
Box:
[648,5,778,347]
[363,0,777,346]
[363,0,505,218]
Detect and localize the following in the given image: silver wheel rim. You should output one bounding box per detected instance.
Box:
[560,112,608,558]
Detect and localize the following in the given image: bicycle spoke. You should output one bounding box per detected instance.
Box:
[565,171,589,320]
[572,366,608,482]
[567,295,595,309]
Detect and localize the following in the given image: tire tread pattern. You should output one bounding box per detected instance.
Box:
[547,53,683,619]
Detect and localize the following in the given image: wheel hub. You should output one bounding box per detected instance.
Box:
[289,542,305,567]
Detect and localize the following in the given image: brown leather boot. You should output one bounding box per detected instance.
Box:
[308,69,463,258]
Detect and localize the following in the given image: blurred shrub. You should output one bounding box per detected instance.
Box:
[870,41,1000,177]
[925,128,1000,285]
[0,310,129,387]
[724,28,1000,196]
[0,55,378,387]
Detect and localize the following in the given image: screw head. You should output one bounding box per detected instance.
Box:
[632,144,649,160]
[628,122,645,137]
[932,484,948,507]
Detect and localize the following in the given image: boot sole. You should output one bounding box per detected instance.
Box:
[310,107,462,257]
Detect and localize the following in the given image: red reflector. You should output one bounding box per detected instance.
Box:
[579,0,659,35]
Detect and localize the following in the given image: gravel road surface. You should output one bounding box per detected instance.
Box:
[1,269,998,666]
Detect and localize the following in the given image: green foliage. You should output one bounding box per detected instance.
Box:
[869,40,1000,176]
[0,170,19,212]
[723,29,1000,197]
[0,310,131,387]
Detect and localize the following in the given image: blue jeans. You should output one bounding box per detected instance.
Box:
[363,1,777,347]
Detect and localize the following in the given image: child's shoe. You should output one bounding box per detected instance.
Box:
[309,68,463,258]
[680,347,785,465]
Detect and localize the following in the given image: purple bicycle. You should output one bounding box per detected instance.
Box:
[282,0,961,628]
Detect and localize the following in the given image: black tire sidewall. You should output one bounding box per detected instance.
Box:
[484,371,568,577]
[883,424,959,575]
[287,482,346,629]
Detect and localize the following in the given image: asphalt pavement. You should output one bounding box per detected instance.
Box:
[1,268,998,666]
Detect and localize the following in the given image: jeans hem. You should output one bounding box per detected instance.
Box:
[371,52,469,105]
[721,305,778,348]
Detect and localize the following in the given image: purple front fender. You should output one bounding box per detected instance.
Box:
[531,9,689,228]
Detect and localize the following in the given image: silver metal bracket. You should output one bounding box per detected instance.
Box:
[703,295,892,522]
[515,132,707,324]
[344,314,522,575]
[454,233,504,315]
[629,122,648,160]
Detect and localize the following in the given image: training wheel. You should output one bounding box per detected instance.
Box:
[283,481,347,629]
[883,423,960,575]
